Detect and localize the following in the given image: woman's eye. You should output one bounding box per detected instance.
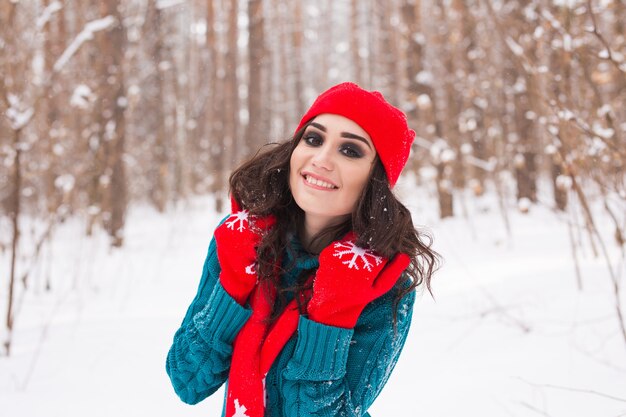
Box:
[341,145,363,158]
[302,133,363,158]
[303,133,323,146]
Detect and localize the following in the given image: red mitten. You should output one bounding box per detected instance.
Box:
[214,196,276,305]
[307,232,410,328]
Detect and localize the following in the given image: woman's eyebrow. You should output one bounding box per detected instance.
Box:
[309,122,372,150]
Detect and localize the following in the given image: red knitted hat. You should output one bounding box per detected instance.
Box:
[295,82,415,187]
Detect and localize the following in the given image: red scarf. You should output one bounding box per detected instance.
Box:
[225,280,303,417]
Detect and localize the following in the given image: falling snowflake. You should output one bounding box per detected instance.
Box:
[232,399,250,417]
[226,210,249,232]
[245,262,256,275]
[333,241,383,272]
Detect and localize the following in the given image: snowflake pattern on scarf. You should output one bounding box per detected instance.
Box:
[226,210,249,232]
[231,399,250,417]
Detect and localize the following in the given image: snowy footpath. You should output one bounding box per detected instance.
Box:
[1,185,625,417]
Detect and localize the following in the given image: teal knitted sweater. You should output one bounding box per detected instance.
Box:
[166,229,415,417]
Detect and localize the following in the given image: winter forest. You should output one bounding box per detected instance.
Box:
[1,0,625,416]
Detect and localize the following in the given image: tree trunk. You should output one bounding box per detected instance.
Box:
[436,161,454,218]
[225,0,240,168]
[510,0,537,206]
[5,127,22,356]
[376,0,399,103]
[401,0,441,180]
[246,0,265,156]
[436,2,456,217]
[292,0,305,118]
[98,0,127,246]
[350,0,363,85]
[148,1,168,212]
[206,0,224,212]
[456,0,486,194]
[43,0,66,217]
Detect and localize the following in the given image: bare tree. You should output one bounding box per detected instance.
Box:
[146,1,169,212]
[95,0,127,247]
[350,0,364,86]
[246,0,267,156]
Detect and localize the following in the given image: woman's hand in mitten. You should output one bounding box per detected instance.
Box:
[214,196,276,305]
[307,232,410,328]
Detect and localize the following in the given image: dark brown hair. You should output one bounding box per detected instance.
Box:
[229,124,441,324]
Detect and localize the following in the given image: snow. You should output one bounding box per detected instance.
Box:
[6,105,34,131]
[335,41,349,54]
[416,94,432,110]
[440,149,456,163]
[505,37,524,57]
[464,155,496,172]
[460,143,473,155]
[412,33,426,45]
[545,143,558,155]
[592,122,615,139]
[36,1,62,30]
[558,108,575,121]
[1,185,625,416]
[53,174,75,193]
[116,96,128,108]
[53,16,117,73]
[415,71,434,86]
[541,9,562,30]
[430,140,456,164]
[70,84,94,109]
[597,104,613,118]
[563,34,572,52]
[156,0,185,10]
[555,175,572,190]
[553,0,583,8]
[547,125,560,136]
[517,196,532,212]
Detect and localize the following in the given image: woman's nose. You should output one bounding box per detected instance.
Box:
[311,144,334,171]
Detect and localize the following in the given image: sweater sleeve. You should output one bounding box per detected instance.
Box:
[165,231,252,405]
[281,282,416,416]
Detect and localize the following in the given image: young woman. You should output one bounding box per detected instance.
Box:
[166,82,440,417]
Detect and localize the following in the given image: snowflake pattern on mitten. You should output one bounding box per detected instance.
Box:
[332,240,383,272]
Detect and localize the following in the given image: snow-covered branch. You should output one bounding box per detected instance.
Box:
[414,136,495,172]
[546,101,625,159]
[6,94,34,131]
[156,0,186,9]
[36,1,62,30]
[2,15,117,132]
[584,0,626,73]
[53,15,117,73]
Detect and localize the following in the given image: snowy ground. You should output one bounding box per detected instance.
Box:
[1,181,625,417]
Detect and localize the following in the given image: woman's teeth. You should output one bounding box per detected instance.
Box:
[305,175,336,189]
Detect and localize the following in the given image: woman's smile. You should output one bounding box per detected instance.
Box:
[301,171,339,190]
[289,113,377,242]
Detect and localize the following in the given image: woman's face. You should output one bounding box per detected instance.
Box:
[289,113,376,228]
